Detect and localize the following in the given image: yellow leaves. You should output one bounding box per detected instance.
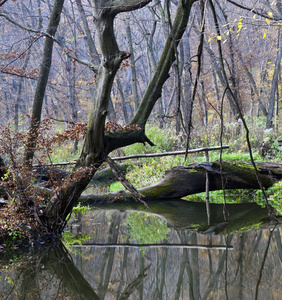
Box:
[265,12,273,25]
[263,32,267,39]
[237,19,243,33]
[1,169,10,181]
[207,35,222,43]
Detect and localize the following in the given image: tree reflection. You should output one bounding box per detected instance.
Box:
[0,208,281,300]
[0,240,152,300]
[0,243,99,300]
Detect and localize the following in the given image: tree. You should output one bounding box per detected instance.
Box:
[266,29,282,128]
[24,0,65,163]
[41,0,197,234]
[1,0,282,244]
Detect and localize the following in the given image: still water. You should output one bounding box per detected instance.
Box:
[0,200,281,299]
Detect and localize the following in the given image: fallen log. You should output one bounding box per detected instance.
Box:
[79,160,282,205]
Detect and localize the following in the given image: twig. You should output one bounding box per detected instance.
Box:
[226,0,282,21]
[220,87,229,220]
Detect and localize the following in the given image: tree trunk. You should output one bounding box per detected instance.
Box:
[130,0,196,127]
[24,0,65,163]
[117,78,129,124]
[14,50,31,132]
[126,21,140,112]
[43,0,153,231]
[266,28,282,128]
[80,161,282,204]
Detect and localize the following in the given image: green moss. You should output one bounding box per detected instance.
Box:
[62,230,91,248]
[256,181,282,215]
[225,220,264,234]
[110,181,125,192]
[125,212,171,246]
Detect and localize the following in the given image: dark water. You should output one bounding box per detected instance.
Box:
[0,200,281,299]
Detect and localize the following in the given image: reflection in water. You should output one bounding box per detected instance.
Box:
[0,207,281,299]
[0,243,99,300]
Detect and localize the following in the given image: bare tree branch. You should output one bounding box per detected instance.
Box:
[0,12,41,33]
[0,0,8,7]
[208,0,277,220]
[0,35,43,73]
[0,13,99,72]
[0,70,38,79]
[119,264,151,300]
[226,0,282,21]
[106,0,152,15]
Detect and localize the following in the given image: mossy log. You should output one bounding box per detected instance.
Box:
[80,160,282,205]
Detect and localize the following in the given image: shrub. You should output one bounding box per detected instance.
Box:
[256,181,282,215]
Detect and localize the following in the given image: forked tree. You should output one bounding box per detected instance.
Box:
[40,0,197,234]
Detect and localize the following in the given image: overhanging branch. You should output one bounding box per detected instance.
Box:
[109,0,152,15]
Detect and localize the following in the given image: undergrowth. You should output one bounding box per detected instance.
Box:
[1,116,282,249]
[0,119,87,247]
[110,122,282,210]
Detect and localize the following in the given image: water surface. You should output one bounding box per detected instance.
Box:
[0,201,281,299]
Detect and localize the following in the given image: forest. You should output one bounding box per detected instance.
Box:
[0,0,282,247]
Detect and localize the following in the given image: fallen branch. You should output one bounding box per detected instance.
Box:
[105,156,148,207]
[112,145,230,161]
[32,145,229,167]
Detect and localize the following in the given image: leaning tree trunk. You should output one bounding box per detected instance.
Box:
[130,0,196,127]
[79,161,282,204]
